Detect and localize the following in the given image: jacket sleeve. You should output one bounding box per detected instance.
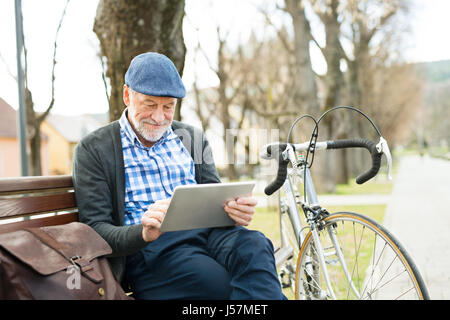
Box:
[72,140,147,258]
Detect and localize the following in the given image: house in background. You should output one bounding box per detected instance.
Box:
[0,98,49,177]
[40,113,108,175]
[0,96,107,177]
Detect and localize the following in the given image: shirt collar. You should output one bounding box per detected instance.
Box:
[119,108,177,148]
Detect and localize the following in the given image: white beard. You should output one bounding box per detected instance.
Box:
[128,103,171,143]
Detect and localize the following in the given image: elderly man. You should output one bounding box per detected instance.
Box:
[73,52,284,300]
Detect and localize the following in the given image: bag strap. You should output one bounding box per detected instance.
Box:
[24,227,103,283]
[25,227,72,258]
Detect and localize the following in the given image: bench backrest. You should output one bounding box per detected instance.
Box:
[0,175,78,234]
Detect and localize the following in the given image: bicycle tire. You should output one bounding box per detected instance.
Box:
[294,212,429,300]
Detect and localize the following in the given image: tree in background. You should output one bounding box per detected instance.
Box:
[189,0,421,190]
[94,0,186,122]
[0,0,70,176]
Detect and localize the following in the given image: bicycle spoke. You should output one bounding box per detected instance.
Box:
[349,222,365,294]
[360,241,388,298]
[370,232,378,295]
[363,268,409,299]
[371,253,399,292]
[296,214,426,300]
[394,286,416,300]
[373,267,407,293]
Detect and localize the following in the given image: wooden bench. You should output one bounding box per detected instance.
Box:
[1,175,289,297]
[0,175,78,234]
[0,175,137,298]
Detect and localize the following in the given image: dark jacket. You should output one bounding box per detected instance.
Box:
[72,120,220,285]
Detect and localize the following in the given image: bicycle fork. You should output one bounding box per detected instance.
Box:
[310,225,337,299]
[326,226,361,299]
[309,223,361,300]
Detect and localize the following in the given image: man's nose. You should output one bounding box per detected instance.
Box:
[152,107,165,123]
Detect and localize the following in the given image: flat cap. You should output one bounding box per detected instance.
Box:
[125,52,186,98]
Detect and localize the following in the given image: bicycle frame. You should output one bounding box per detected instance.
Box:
[278,148,361,299]
[264,109,425,299]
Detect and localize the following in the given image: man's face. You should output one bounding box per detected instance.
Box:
[124,85,176,144]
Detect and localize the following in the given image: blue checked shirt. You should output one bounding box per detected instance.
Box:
[119,110,197,226]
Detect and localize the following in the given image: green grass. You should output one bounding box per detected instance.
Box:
[248,203,387,299]
[323,179,393,196]
[325,204,386,223]
[249,204,387,246]
[248,206,280,247]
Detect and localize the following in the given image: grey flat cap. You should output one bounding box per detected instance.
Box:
[125,52,186,98]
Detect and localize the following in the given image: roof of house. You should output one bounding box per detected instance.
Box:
[0,98,17,138]
[44,113,108,143]
[0,97,107,142]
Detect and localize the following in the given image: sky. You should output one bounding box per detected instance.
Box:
[0,0,449,117]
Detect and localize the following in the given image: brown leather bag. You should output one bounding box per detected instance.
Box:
[0,222,132,300]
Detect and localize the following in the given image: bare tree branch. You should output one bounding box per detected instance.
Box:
[0,52,17,81]
[259,8,294,54]
[37,0,71,123]
[99,55,110,105]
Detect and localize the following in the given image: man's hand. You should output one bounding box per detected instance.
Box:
[224,195,258,227]
[141,198,171,242]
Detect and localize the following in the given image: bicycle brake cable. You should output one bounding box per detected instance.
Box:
[286,114,319,204]
[315,105,382,137]
[287,106,383,205]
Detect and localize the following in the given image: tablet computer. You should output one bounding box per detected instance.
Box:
[160,181,256,232]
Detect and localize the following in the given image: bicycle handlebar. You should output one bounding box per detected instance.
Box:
[263,138,383,196]
[264,143,289,196]
[326,138,382,184]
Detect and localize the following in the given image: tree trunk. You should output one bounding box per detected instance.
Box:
[285,0,333,193]
[24,88,42,176]
[320,0,344,192]
[285,0,320,115]
[94,0,186,122]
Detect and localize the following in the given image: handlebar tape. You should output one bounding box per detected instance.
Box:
[264,143,290,195]
[327,138,382,184]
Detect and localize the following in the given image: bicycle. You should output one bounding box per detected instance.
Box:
[261,106,429,300]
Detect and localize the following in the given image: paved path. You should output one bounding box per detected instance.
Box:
[255,155,449,299]
[382,155,450,299]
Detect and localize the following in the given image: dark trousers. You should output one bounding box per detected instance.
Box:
[126,226,285,300]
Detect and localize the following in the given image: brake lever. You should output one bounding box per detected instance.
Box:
[376,136,393,180]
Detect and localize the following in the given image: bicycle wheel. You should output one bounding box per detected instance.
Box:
[295,212,429,300]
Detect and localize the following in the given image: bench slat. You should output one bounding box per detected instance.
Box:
[0,192,76,218]
[0,212,78,234]
[0,175,73,193]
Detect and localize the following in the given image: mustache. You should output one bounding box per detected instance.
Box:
[141,119,171,126]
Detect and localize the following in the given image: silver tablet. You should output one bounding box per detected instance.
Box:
[160,181,256,232]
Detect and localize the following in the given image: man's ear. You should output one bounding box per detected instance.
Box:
[123,85,130,106]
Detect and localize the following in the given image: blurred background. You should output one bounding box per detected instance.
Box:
[0,0,448,185]
[1,0,449,298]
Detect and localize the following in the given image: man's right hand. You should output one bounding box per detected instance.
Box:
[141,198,171,242]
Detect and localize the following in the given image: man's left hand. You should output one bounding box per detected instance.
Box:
[224,196,258,227]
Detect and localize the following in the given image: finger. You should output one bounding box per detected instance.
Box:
[227,211,252,226]
[225,201,255,214]
[224,206,253,223]
[235,196,258,207]
[143,211,165,224]
[148,203,169,214]
[142,216,162,230]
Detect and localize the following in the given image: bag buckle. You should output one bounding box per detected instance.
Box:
[69,255,82,270]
